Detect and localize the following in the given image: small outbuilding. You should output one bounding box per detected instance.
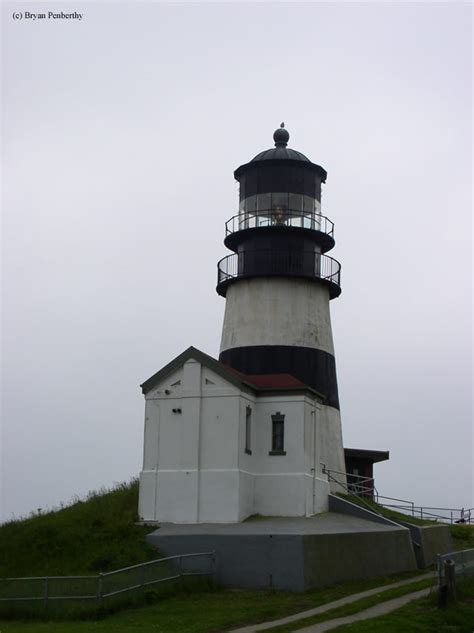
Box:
[138,346,347,524]
[344,448,389,498]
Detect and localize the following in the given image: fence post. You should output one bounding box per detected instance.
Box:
[178,556,182,584]
[97,573,103,607]
[212,551,217,578]
[444,560,456,601]
[140,563,145,591]
[43,577,49,609]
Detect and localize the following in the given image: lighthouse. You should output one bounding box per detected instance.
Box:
[138,125,346,523]
[218,124,341,409]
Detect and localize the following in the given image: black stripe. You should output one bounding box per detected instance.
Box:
[219,345,339,410]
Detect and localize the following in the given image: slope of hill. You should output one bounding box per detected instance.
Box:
[0,480,157,577]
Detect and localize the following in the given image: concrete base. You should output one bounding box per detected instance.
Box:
[395,521,453,568]
[327,494,454,569]
[146,513,417,591]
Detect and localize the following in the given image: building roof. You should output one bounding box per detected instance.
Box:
[344,448,390,463]
[140,346,324,399]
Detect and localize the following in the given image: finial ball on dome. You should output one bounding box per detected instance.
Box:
[273,123,290,147]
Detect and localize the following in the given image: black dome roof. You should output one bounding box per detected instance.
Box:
[251,146,310,163]
[251,124,310,163]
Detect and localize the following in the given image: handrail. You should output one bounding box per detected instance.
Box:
[323,466,473,525]
[321,465,387,520]
[102,551,215,576]
[225,210,334,237]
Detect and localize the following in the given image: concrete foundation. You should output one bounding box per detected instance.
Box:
[328,494,454,569]
[395,520,453,568]
[146,513,417,591]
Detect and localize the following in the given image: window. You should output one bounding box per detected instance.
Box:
[245,406,252,454]
[270,412,286,455]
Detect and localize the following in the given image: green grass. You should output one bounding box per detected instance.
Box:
[338,495,438,526]
[449,524,474,551]
[330,575,474,632]
[0,571,429,630]
[0,480,157,577]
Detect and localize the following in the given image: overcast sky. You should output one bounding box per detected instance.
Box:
[2,1,472,523]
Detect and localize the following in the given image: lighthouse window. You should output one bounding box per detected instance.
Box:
[289,193,303,213]
[257,193,271,212]
[303,195,315,213]
[270,413,286,455]
[246,195,257,213]
[245,406,252,454]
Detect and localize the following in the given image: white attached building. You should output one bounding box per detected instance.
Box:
[138,347,346,523]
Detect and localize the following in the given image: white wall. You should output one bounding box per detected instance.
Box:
[220,278,334,355]
[139,360,243,522]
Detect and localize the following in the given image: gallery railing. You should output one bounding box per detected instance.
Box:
[217,250,341,292]
[225,210,335,237]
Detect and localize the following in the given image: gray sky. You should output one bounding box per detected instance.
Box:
[2,1,472,522]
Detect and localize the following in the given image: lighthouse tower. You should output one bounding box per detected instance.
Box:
[218,125,341,409]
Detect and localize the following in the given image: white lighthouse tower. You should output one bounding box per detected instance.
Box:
[138,126,346,523]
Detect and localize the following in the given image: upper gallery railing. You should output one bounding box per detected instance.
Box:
[225,210,334,238]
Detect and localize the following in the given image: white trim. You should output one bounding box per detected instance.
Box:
[147,468,314,477]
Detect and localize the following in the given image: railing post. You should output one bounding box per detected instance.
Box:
[444,560,456,601]
[140,563,145,590]
[97,573,103,607]
[43,577,49,609]
[212,550,217,577]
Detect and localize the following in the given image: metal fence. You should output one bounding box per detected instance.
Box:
[374,499,474,525]
[0,551,216,610]
[437,549,474,583]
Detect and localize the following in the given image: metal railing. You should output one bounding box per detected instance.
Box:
[438,549,474,583]
[322,466,376,496]
[323,466,473,525]
[0,551,216,610]
[321,465,388,520]
[373,498,474,525]
[225,210,334,237]
[217,250,341,289]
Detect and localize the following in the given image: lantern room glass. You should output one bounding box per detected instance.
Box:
[239,193,321,230]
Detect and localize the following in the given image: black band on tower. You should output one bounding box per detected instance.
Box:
[219,345,340,410]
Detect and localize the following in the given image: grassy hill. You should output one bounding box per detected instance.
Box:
[0,479,158,577]
[3,485,472,580]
